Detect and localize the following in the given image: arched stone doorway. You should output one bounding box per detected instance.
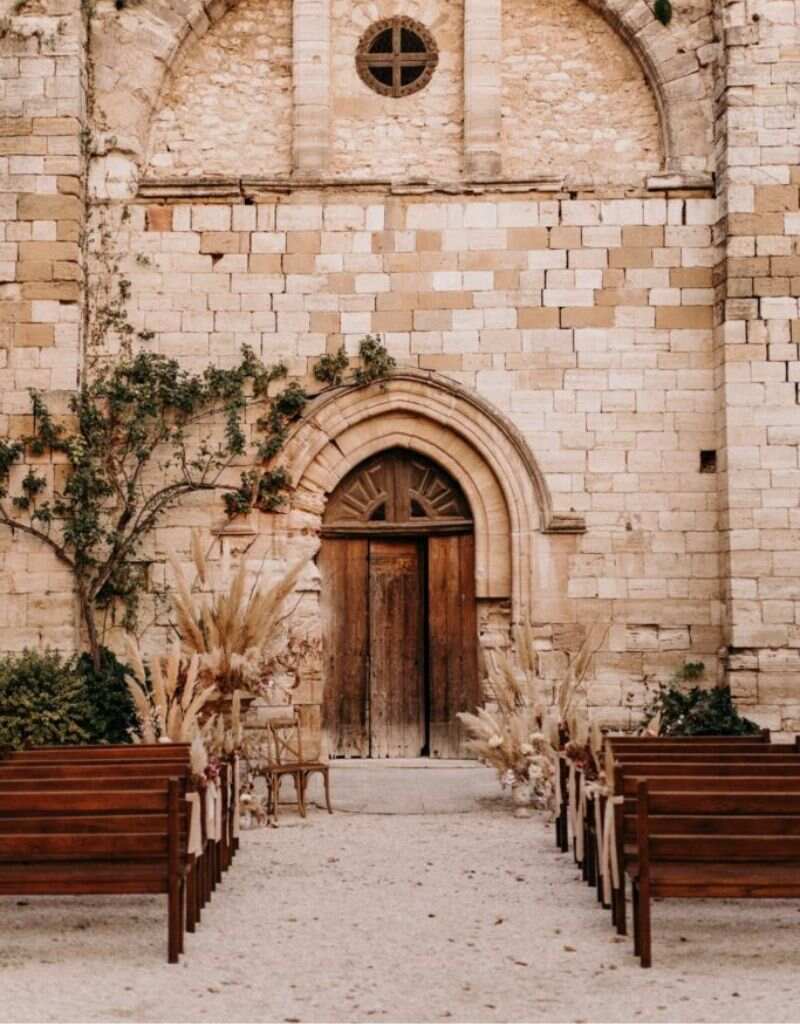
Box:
[319,448,479,759]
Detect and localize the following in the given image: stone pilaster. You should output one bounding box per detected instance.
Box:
[292,0,331,177]
[463,0,501,180]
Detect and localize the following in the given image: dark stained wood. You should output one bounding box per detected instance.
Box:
[369,539,424,758]
[427,533,479,758]
[320,538,370,758]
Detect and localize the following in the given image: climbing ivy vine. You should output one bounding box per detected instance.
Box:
[0,323,394,668]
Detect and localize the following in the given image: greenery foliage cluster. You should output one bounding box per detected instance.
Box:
[0,307,395,664]
[642,662,761,737]
[0,647,137,750]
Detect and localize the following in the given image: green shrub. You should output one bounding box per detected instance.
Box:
[0,649,91,750]
[0,646,137,751]
[75,648,137,744]
[642,662,761,737]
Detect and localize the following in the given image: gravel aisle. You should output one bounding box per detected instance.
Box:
[1,778,799,1023]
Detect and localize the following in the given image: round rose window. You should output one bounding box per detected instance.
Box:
[356,17,439,98]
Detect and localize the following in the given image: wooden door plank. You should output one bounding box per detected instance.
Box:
[320,538,370,757]
[428,533,478,758]
[369,539,424,758]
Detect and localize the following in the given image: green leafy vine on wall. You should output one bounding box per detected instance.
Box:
[0,208,395,667]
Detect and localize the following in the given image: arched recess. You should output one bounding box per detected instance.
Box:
[91,0,711,189]
[281,370,583,622]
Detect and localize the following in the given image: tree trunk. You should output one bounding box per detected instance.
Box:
[78,587,101,671]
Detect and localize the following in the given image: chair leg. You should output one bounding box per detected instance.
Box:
[296,772,307,818]
[323,767,333,814]
[178,877,186,956]
[631,880,640,957]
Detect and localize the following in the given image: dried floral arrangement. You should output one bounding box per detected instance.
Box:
[458,622,609,816]
[168,530,315,700]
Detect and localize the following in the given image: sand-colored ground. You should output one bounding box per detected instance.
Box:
[1,761,799,1024]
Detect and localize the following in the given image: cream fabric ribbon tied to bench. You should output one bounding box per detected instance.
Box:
[186,792,203,857]
[600,793,625,904]
[205,781,221,842]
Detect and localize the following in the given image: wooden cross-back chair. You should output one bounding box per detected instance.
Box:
[265,709,333,822]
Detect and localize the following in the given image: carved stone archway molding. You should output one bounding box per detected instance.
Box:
[281,370,585,621]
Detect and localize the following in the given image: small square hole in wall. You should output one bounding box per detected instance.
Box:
[700,450,717,473]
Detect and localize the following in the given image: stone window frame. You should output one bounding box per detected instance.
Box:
[356,17,439,99]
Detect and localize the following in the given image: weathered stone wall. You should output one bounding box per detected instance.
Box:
[146,0,293,179]
[713,0,800,736]
[0,0,85,651]
[330,0,464,182]
[501,0,662,185]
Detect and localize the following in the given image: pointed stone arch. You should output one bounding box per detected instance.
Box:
[282,370,584,622]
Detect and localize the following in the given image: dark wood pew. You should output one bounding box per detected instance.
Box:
[0,780,190,963]
[628,781,800,967]
[612,766,800,935]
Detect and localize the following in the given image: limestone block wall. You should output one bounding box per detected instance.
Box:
[0,0,85,651]
[78,185,727,731]
[713,0,800,735]
[146,0,293,179]
[501,0,662,185]
[330,0,464,182]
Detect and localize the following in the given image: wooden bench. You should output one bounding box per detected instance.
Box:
[0,779,190,963]
[628,781,800,967]
[613,766,800,936]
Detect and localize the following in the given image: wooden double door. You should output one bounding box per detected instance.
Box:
[320,449,479,759]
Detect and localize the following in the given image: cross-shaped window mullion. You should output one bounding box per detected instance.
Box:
[392,23,402,96]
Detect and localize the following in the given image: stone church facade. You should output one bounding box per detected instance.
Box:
[1,0,799,748]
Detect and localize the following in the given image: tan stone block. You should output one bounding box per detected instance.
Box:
[249,254,282,273]
[146,206,172,232]
[550,227,581,249]
[561,307,614,328]
[374,311,413,331]
[376,292,418,311]
[32,117,80,136]
[53,262,81,282]
[0,118,32,137]
[655,307,713,329]
[0,303,31,323]
[754,185,799,213]
[199,232,248,255]
[507,228,548,250]
[670,268,712,287]
[417,292,471,311]
[16,262,53,282]
[15,323,54,347]
[17,194,81,221]
[18,242,78,262]
[21,282,80,301]
[495,270,519,289]
[622,226,664,247]
[596,287,648,307]
[518,307,559,328]
[310,312,340,333]
[414,309,452,330]
[371,231,396,254]
[609,247,653,269]
[728,213,785,235]
[0,137,47,156]
[283,254,315,274]
[419,253,458,273]
[419,355,463,371]
[56,220,80,243]
[56,176,82,197]
[286,231,321,254]
[416,231,442,251]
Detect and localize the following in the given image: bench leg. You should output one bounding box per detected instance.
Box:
[186,867,196,934]
[614,878,627,936]
[168,878,180,964]
[638,878,652,968]
[323,767,333,814]
[631,880,640,957]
